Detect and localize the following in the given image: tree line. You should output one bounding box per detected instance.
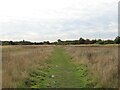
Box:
[1,36,120,45]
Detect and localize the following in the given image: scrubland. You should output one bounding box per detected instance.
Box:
[2,45,119,88]
[2,45,54,88]
[65,45,118,88]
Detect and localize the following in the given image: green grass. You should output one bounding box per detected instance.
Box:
[24,47,94,88]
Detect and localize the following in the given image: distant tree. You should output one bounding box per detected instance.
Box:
[23,40,25,43]
[57,39,62,45]
[79,38,85,44]
[96,39,104,44]
[9,41,14,45]
[43,41,50,45]
[91,39,97,44]
[114,36,120,44]
[58,39,61,42]
[73,40,79,44]
[46,41,50,44]
[2,41,10,45]
[85,39,91,44]
[52,42,57,45]
[104,40,114,44]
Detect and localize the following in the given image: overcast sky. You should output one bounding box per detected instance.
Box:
[0,0,119,42]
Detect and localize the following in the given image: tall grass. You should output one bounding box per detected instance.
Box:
[65,45,118,88]
[2,45,54,88]
[2,45,118,88]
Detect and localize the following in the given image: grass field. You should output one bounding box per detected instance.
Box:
[2,45,118,88]
[65,45,118,88]
[2,45,54,88]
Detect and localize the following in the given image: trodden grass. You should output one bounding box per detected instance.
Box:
[24,47,93,88]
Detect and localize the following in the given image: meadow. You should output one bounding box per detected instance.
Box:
[64,45,118,88]
[2,45,118,88]
[2,45,54,88]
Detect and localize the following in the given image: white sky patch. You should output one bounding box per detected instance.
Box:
[0,0,119,41]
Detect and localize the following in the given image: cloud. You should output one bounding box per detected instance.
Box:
[0,0,119,41]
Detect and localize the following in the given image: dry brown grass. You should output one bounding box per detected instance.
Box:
[2,45,119,88]
[64,45,118,88]
[2,45,54,88]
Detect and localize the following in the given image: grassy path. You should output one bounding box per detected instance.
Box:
[24,47,93,88]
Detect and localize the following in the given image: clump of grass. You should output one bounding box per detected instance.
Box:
[2,45,54,88]
[65,45,118,88]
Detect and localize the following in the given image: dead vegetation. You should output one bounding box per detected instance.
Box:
[2,45,118,88]
[2,45,54,88]
[65,45,118,88]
